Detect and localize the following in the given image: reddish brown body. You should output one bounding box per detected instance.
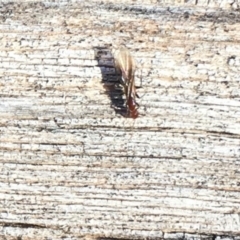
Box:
[127,97,139,119]
[114,47,139,118]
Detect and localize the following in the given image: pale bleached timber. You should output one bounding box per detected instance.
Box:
[0,0,240,239]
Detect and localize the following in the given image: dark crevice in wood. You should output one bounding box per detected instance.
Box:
[0,222,46,229]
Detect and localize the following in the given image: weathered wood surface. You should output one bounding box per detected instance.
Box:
[0,0,240,239]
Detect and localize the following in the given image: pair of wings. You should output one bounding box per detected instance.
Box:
[114,47,137,101]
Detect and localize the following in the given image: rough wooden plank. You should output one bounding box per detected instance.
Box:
[0,1,240,239]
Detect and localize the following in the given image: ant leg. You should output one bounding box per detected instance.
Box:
[137,92,146,99]
[136,69,143,89]
[135,102,140,110]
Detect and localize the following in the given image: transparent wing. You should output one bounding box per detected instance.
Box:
[114,47,138,117]
[114,47,135,84]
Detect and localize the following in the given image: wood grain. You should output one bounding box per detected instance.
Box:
[0,1,240,239]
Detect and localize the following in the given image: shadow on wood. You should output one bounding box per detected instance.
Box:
[94,47,127,117]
